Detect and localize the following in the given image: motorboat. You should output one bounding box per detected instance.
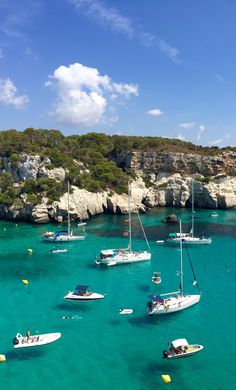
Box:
[64,285,104,301]
[165,179,212,245]
[152,272,161,284]
[147,220,201,315]
[13,332,61,348]
[163,339,204,359]
[96,182,151,267]
[43,182,86,242]
[51,248,68,254]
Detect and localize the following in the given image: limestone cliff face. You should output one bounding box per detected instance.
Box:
[112,151,236,176]
[1,154,66,182]
[0,151,236,223]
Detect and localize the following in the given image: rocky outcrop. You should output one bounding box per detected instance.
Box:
[0,151,236,223]
[112,151,236,177]
[1,155,66,182]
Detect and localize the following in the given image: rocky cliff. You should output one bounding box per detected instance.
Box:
[111,150,236,176]
[0,151,236,223]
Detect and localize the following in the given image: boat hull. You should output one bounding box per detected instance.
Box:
[147,295,200,315]
[165,344,204,359]
[64,292,104,300]
[165,237,212,245]
[98,251,151,266]
[13,332,61,348]
[44,235,85,242]
[51,249,68,254]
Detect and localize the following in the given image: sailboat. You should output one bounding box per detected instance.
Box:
[95,183,151,266]
[147,220,200,315]
[165,179,212,245]
[43,182,86,242]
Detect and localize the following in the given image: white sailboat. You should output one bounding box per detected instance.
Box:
[147,220,200,315]
[96,183,151,266]
[43,182,86,242]
[165,179,212,245]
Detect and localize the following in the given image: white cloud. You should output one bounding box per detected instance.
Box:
[179,122,196,129]
[67,0,179,61]
[177,133,185,141]
[208,133,230,146]
[146,108,163,116]
[0,78,28,108]
[158,39,180,63]
[196,125,205,141]
[67,0,134,38]
[45,62,138,127]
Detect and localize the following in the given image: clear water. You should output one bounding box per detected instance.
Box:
[0,208,235,390]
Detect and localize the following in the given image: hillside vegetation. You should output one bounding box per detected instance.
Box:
[0,128,233,206]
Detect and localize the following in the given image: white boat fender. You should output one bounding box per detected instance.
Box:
[119,309,133,315]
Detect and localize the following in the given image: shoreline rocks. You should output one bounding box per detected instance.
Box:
[0,152,236,223]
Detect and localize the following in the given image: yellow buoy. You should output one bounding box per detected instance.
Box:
[0,355,6,362]
[27,248,33,254]
[161,374,171,383]
[22,279,29,285]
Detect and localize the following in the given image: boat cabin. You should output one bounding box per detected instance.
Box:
[73,285,92,296]
[100,250,115,259]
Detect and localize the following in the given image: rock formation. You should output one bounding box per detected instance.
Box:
[0,151,236,223]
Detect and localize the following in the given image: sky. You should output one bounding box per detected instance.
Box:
[0,0,236,147]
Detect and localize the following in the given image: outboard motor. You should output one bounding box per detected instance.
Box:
[13,337,19,346]
[163,350,170,359]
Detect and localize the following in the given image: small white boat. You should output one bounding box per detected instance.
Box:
[43,182,86,242]
[96,183,151,267]
[165,179,212,245]
[51,248,68,254]
[64,285,104,301]
[13,332,61,348]
[211,212,218,217]
[152,272,161,284]
[147,221,201,315]
[163,338,204,359]
[119,309,133,315]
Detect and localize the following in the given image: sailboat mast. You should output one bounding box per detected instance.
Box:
[180,220,184,296]
[128,182,132,253]
[191,179,194,238]
[67,181,70,236]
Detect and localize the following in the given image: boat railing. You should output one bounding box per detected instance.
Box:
[160,290,181,297]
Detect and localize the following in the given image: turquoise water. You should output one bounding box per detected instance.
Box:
[0,208,236,390]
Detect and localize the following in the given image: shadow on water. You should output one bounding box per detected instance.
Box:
[126,354,181,390]
[6,348,45,361]
[138,284,151,293]
[55,303,91,313]
[144,359,180,375]
[128,310,185,328]
[90,217,236,240]
[109,319,121,326]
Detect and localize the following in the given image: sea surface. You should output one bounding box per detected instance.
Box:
[0,208,236,390]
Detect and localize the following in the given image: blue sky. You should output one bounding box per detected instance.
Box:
[0,0,236,146]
